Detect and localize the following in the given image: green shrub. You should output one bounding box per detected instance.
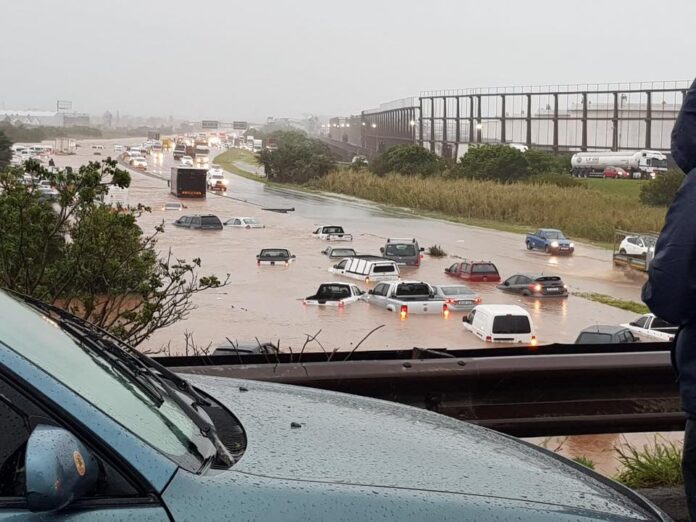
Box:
[615,439,683,488]
[257,131,335,183]
[639,170,685,206]
[573,456,596,470]
[528,172,585,188]
[427,245,447,258]
[457,144,529,182]
[371,144,442,177]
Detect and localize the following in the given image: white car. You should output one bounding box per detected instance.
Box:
[622,313,677,342]
[207,172,228,191]
[618,236,655,256]
[225,217,265,229]
[463,304,536,345]
[130,157,147,170]
[180,156,194,167]
[208,165,224,177]
[312,225,353,241]
[162,202,185,211]
[432,284,481,312]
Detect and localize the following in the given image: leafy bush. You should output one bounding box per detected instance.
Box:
[257,131,335,183]
[639,170,685,206]
[457,144,529,182]
[427,245,447,258]
[527,172,585,188]
[371,145,442,177]
[0,131,10,169]
[525,149,571,176]
[615,439,683,488]
[573,456,596,470]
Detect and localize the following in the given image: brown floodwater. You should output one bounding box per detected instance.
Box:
[46,138,678,475]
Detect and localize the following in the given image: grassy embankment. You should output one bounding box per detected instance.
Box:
[213,149,263,181]
[309,170,665,244]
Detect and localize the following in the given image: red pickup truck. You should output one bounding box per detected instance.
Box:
[444,261,501,282]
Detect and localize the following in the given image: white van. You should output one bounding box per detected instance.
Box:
[100,185,129,208]
[329,255,400,283]
[463,304,536,345]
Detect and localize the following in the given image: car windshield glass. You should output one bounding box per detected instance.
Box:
[244,218,259,224]
[472,263,498,274]
[165,203,180,209]
[200,216,221,226]
[385,244,416,256]
[439,286,473,296]
[577,332,613,344]
[324,227,344,234]
[543,231,565,240]
[395,283,430,296]
[492,315,531,334]
[0,292,213,471]
[315,285,350,298]
[536,276,561,282]
[261,249,288,257]
[332,249,355,256]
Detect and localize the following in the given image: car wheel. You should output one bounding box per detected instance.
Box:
[521,290,531,297]
[526,242,533,251]
[619,248,627,254]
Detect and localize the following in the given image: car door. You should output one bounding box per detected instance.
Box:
[333,259,348,274]
[446,263,459,276]
[190,216,201,229]
[369,283,389,308]
[513,276,532,293]
[459,263,469,279]
[0,374,169,521]
[232,218,242,227]
[500,276,519,293]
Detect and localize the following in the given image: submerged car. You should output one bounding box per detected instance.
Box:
[497,274,569,297]
[256,248,295,265]
[575,325,640,344]
[304,282,365,306]
[173,214,223,230]
[432,284,481,312]
[444,260,501,283]
[225,217,265,229]
[162,202,186,211]
[0,290,668,521]
[321,246,358,259]
[312,225,353,241]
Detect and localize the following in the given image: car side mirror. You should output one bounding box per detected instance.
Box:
[419,247,425,252]
[629,321,637,327]
[333,264,339,269]
[25,425,98,513]
[503,281,510,286]
[379,247,385,253]
[291,254,296,259]
[444,268,449,273]
[367,289,374,295]
[256,255,261,259]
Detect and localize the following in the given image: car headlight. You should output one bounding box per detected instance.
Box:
[569,242,575,248]
[551,241,559,248]
[222,179,229,185]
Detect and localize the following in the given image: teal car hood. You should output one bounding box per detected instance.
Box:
[164,376,661,521]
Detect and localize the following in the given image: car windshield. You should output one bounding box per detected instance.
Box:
[492,315,531,334]
[244,218,260,224]
[332,249,355,256]
[543,230,565,240]
[385,244,416,256]
[0,292,213,471]
[165,203,181,209]
[439,286,474,296]
[261,249,289,257]
[395,283,430,296]
[577,332,613,344]
[472,263,498,274]
[372,264,396,273]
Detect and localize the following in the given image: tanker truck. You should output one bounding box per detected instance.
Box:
[570,150,668,179]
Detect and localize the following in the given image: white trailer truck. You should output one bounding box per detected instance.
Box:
[570,150,668,179]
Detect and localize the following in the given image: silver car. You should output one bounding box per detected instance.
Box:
[433,284,481,312]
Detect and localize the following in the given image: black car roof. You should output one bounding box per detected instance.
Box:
[579,325,628,335]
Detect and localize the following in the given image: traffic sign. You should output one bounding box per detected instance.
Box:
[202,120,219,129]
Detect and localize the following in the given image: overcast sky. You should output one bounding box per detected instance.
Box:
[1,0,693,122]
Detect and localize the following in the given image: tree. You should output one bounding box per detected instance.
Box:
[457,144,530,182]
[0,131,11,169]
[244,127,265,139]
[371,145,442,176]
[257,131,335,183]
[639,170,685,206]
[524,149,570,176]
[0,158,227,346]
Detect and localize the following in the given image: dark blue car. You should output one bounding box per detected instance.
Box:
[526,228,575,255]
[0,290,668,520]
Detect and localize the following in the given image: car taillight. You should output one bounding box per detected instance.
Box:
[485,335,492,342]
[338,300,345,308]
[475,297,482,304]
[246,225,251,229]
[443,304,450,318]
[446,298,455,304]
[531,283,542,293]
[530,335,538,346]
[256,260,260,266]
[400,305,408,320]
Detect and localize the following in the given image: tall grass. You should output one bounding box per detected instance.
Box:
[311,171,666,243]
[615,439,683,488]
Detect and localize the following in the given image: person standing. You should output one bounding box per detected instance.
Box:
[643,77,696,519]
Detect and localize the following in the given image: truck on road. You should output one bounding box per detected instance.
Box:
[366,281,447,318]
[570,150,668,179]
[622,313,677,342]
[170,167,207,198]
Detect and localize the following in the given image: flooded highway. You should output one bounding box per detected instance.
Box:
[52,139,648,354]
[46,138,680,480]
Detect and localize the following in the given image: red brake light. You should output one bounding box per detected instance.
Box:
[485,335,492,342]
[531,283,542,293]
[400,305,408,320]
[475,297,482,304]
[443,304,450,318]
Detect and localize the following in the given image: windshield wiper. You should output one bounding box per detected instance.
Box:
[12,292,234,468]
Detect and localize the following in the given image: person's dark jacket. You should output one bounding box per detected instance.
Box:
[643,78,696,414]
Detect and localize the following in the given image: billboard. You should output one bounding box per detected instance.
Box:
[232,121,248,130]
[201,120,219,129]
[56,100,72,112]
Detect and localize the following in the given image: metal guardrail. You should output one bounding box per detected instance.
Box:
[158,343,683,438]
